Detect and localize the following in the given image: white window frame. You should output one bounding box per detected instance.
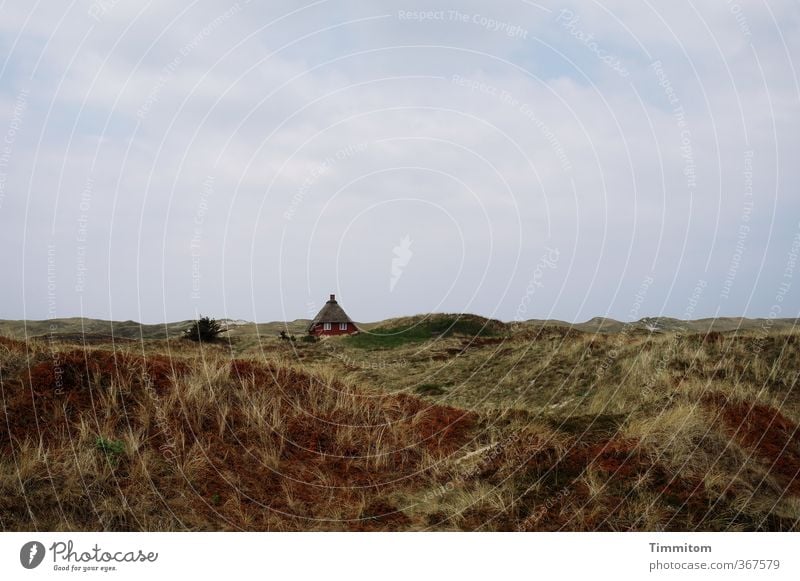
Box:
[339,322,348,331]
[323,322,332,331]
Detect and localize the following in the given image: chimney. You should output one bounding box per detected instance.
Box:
[329,294,336,302]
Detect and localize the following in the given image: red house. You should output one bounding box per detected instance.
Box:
[307,294,359,336]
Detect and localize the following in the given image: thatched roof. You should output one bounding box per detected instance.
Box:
[308,295,355,331]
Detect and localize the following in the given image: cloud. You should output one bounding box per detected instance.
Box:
[0,0,797,323]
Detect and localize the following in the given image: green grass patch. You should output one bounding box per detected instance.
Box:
[414,383,448,396]
[346,314,504,349]
[96,436,125,465]
[545,413,627,440]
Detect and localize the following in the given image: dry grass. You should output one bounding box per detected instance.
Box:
[1,328,799,531]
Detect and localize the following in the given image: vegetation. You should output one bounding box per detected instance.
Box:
[415,383,448,396]
[96,437,126,466]
[346,314,503,349]
[183,316,226,343]
[0,318,799,531]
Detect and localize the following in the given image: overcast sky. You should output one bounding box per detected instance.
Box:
[0,1,798,324]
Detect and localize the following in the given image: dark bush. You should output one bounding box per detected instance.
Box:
[183,316,226,343]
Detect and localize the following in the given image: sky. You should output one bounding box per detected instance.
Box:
[0,0,798,324]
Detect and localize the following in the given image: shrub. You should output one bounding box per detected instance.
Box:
[95,437,125,465]
[183,316,226,343]
[415,384,447,396]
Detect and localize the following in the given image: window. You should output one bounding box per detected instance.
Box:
[323,323,331,331]
[339,323,348,331]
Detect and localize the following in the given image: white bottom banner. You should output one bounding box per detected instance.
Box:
[1,532,797,580]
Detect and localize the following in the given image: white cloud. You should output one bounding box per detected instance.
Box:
[0,0,798,322]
